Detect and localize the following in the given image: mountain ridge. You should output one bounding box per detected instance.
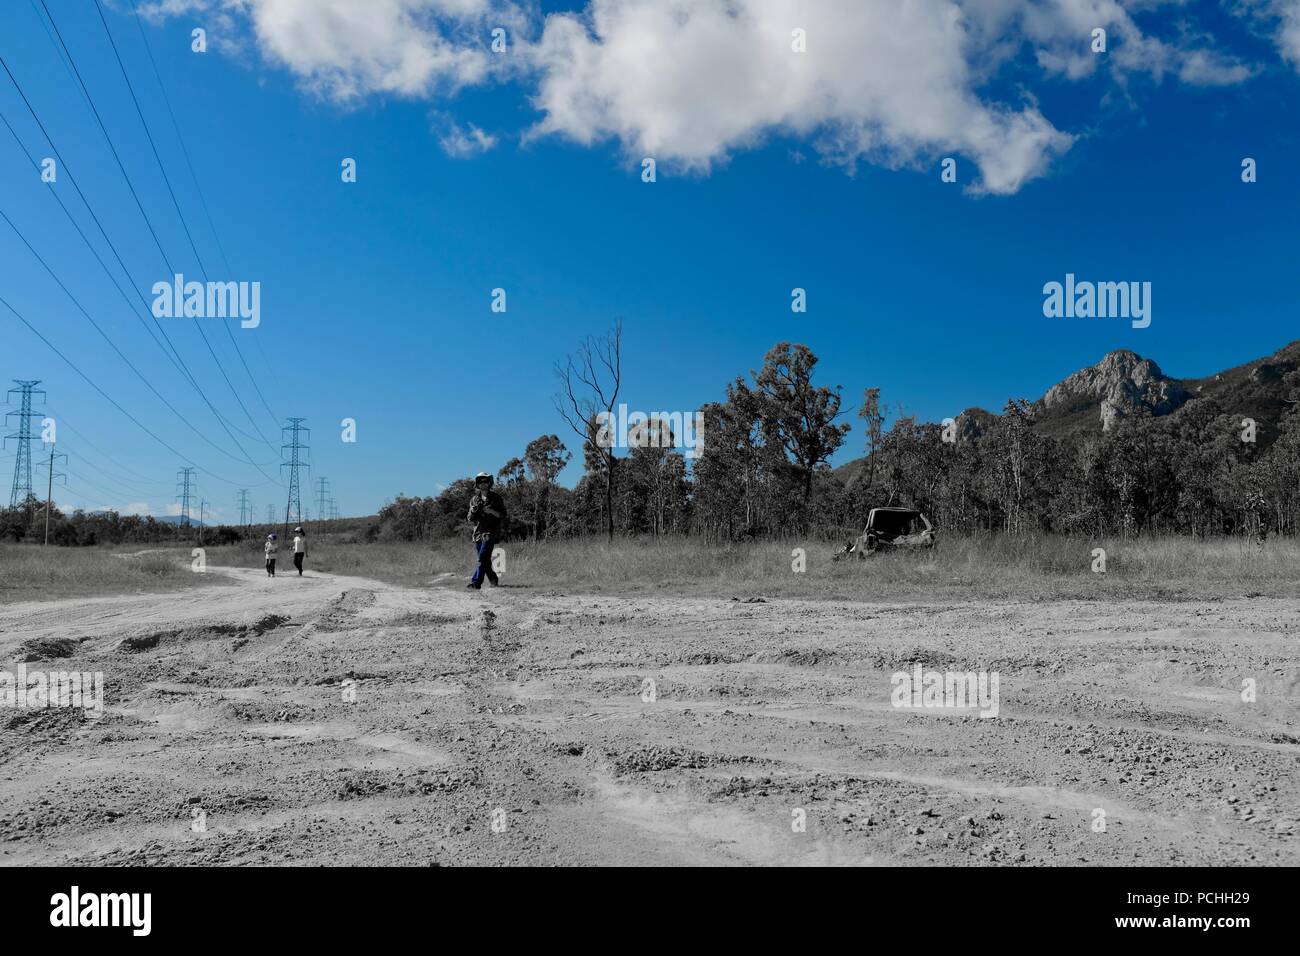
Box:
[835,338,1300,476]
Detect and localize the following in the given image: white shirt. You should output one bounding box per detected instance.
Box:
[293,536,306,554]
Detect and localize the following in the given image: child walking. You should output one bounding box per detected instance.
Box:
[292,527,307,576]
[265,533,278,577]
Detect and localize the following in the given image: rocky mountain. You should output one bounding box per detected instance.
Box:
[1037,349,1190,432]
[835,338,1300,477]
[1031,339,1300,441]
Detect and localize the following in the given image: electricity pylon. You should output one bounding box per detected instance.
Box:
[176,467,196,527]
[6,380,45,511]
[314,477,330,525]
[281,418,309,537]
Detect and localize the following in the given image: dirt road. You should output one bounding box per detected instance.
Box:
[1,562,1296,865]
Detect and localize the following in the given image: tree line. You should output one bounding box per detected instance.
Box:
[374,337,1300,543]
[0,503,245,546]
[7,336,1295,546]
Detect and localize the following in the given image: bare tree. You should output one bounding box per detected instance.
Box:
[555,321,623,542]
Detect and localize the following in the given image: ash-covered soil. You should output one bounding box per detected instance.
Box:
[1,564,1296,866]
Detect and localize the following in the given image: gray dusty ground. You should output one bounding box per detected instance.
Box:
[1,563,1297,866]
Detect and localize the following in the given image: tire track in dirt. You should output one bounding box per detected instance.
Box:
[2,569,1297,865]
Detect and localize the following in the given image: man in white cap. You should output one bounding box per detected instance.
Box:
[264,533,278,577]
[466,472,507,589]
[292,527,307,576]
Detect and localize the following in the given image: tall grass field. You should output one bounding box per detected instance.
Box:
[147,533,1300,603]
[0,544,232,603]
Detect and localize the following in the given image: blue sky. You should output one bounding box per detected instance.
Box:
[1,0,1299,520]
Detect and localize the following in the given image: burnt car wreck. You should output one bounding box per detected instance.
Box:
[834,507,936,560]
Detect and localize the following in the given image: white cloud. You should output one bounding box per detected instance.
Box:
[1232,1,1300,69]
[240,0,498,101]
[125,502,151,516]
[527,0,1075,194]
[138,0,1271,193]
[1009,0,1254,85]
[142,0,515,100]
[436,116,498,157]
[1176,48,1257,85]
[524,0,1255,192]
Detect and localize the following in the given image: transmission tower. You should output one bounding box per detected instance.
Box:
[6,380,46,510]
[176,467,196,527]
[237,489,251,526]
[314,477,330,524]
[266,503,276,525]
[281,418,309,536]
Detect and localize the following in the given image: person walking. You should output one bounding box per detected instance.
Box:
[292,526,307,576]
[264,533,278,577]
[466,472,507,589]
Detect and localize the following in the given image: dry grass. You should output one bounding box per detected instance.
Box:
[493,533,1300,602]
[7,534,1297,605]
[208,532,1300,603]
[0,544,233,603]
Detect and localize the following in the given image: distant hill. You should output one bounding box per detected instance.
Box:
[1032,340,1299,443]
[149,515,206,528]
[75,510,205,527]
[836,338,1300,477]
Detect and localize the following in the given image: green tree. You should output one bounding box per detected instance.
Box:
[750,343,850,507]
[523,434,571,540]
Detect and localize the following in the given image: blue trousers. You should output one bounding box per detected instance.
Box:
[470,539,498,587]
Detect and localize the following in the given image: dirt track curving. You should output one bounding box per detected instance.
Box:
[1,564,1296,866]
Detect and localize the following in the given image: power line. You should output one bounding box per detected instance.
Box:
[0,62,280,478]
[0,291,246,486]
[63,459,153,507]
[128,3,285,414]
[0,206,279,480]
[47,419,171,491]
[22,7,277,453]
[0,15,287,502]
[36,443,67,545]
[92,0,281,439]
[56,480,113,513]
[45,415,263,515]
[26,0,88,111]
[0,105,250,453]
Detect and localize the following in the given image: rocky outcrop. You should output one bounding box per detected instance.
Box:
[952,407,995,441]
[1037,349,1190,431]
